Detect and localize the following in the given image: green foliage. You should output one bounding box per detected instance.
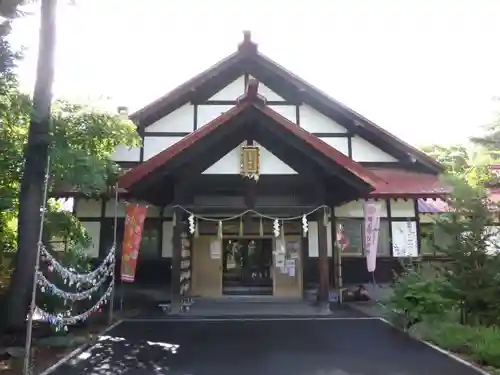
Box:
[425,322,500,368]
[432,177,500,325]
[390,264,455,324]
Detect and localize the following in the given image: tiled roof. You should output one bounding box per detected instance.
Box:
[367,168,450,198]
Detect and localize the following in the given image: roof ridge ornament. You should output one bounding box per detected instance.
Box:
[237,79,267,105]
[238,30,258,54]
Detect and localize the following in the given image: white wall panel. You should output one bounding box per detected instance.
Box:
[268,105,296,123]
[351,136,397,162]
[335,200,388,218]
[320,137,349,156]
[143,136,184,160]
[75,199,101,217]
[299,105,347,133]
[111,145,141,162]
[81,221,100,258]
[104,200,160,217]
[308,221,319,257]
[162,221,173,258]
[209,76,245,101]
[197,105,234,129]
[390,199,416,217]
[202,144,297,174]
[145,104,194,133]
[258,83,286,101]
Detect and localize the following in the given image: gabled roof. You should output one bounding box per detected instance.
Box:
[129,31,443,174]
[119,80,384,191]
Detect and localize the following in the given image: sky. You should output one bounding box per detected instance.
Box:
[8,0,500,146]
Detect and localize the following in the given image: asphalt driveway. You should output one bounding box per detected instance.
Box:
[46,318,483,375]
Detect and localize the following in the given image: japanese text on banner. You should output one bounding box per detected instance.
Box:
[121,204,147,283]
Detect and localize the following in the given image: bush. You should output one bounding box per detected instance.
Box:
[389,265,455,326]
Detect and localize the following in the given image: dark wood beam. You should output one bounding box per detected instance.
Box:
[317,209,330,303]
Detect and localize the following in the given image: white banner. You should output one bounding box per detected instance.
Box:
[364,201,383,272]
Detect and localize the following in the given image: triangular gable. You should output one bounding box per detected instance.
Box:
[129,31,443,174]
[119,80,383,191]
[202,144,298,175]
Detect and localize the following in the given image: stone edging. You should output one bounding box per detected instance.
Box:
[38,320,124,375]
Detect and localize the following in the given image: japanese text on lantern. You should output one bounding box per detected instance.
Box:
[121,204,147,283]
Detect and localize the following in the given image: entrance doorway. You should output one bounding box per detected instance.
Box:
[222,238,273,295]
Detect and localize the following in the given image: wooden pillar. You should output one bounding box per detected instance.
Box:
[171,207,183,309]
[317,210,329,303]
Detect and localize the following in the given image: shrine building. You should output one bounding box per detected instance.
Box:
[66,32,449,302]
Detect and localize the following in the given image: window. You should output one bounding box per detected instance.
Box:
[337,219,391,256]
[420,223,452,256]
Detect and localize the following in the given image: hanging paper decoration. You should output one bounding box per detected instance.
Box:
[218,220,223,239]
[302,214,308,237]
[188,214,195,234]
[273,219,280,238]
[172,211,177,227]
[259,216,264,236]
[35,281,114,331]
[323,208,329,226]
[40,245,115,285]
[194,218,199,238]
[239,217,244,236]
[36,264,114,301]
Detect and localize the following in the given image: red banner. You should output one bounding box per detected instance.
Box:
[121,204,147,282]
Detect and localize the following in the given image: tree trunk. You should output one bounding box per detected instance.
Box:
[3,0,57,332]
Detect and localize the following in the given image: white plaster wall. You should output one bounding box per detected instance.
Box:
[111,145,141,162]
[258,82,286,101]
[335,200,388,218]
[81,221,100,258]
[320,137,349,156]
[390,199,415,217]
[299,105,347,133]
[143,136,185,160]
[103,200,160,218]
[268,105,296,123]
[197,105,234,129]
[209,76,246,101]
[75,199,101,217]
[419,214,438,223]
[202,143,297,174]
[307,221,333,258]
[162,221,173,258]
[351,136,397,162]
[145,104,194,133]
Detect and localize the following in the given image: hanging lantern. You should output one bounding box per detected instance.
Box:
[302,214,308,237]
[273,219,280,238]
[188,214,195,234]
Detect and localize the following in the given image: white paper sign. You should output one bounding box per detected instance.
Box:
[391,221,418,257]
[288,267,296,277]
[210,239,221,259]
[275,253,285,268]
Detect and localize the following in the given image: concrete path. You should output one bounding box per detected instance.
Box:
[45,318,483,375]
